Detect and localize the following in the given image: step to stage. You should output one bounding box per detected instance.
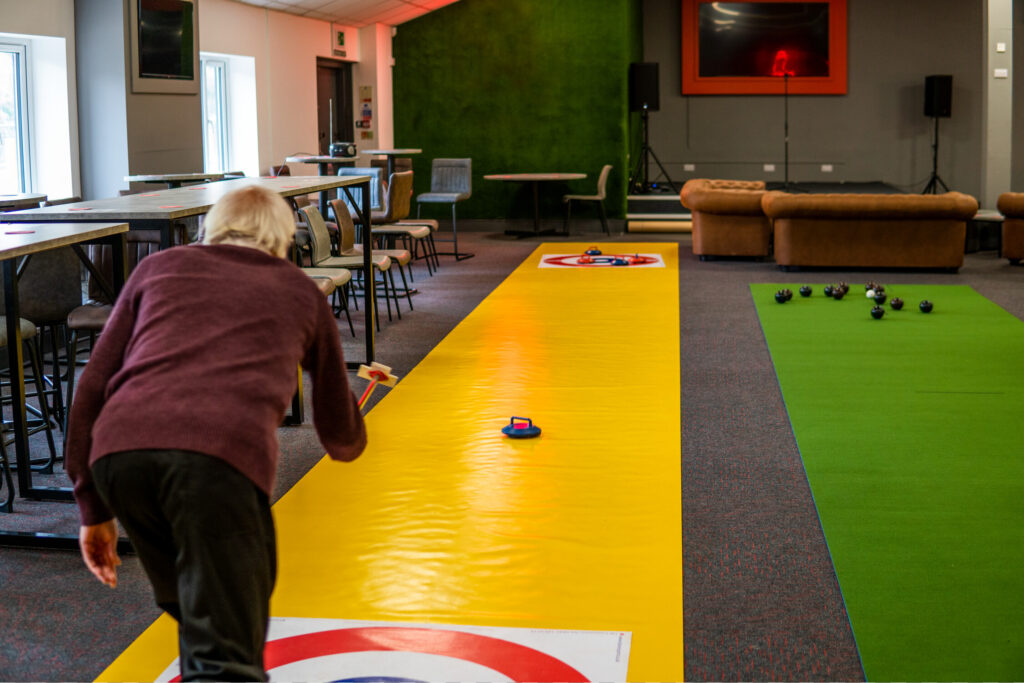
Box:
[626,194,690,233]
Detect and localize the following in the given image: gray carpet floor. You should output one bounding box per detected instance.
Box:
[1,222,1018,681]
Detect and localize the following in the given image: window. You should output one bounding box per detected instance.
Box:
[0,42,31,193]
[201,57,229,173]
[199,52,258,178]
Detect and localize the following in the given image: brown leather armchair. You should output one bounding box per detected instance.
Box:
[997,193,1024,264]
[679,179,771,259]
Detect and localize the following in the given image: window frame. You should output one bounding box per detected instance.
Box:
[200,56,230,173]
[0,40,33,193]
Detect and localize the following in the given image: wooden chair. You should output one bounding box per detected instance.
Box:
[563,164,612,235]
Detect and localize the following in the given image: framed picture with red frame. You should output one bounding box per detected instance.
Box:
[681,0,847,95]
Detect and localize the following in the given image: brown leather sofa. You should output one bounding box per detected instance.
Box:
[996,193,1024,264]
[679,179,771,259]
[761,191,978,271]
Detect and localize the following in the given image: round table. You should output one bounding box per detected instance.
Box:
[0,193,48,211]
[484,173,587,235]
[124,173,227,188]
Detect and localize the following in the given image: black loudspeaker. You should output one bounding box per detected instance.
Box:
[924,75,952,118]
[629,62,660,112]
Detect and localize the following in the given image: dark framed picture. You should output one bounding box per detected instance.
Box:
[129,0,200,94]
[681,0,847,95]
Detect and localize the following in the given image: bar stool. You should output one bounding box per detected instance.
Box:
[0,316,60,475]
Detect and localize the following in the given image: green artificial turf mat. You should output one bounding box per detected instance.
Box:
[752,283,1024,682]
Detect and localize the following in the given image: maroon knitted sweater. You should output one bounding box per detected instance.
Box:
[66,244,366,526]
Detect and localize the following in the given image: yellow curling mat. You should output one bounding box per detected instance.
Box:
[99,243,682,681]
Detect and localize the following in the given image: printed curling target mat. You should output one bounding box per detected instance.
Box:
[156,618,630,682]
[539,249,665,268]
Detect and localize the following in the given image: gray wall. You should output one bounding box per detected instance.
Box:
[75,0,203,199]
[1013,0,1024,190]
[642,0,984,198]
[75,0,130,200]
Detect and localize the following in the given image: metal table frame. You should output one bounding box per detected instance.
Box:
[0,222,129,550]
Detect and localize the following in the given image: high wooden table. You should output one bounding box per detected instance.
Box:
[4,176,377,368]
[0,193,47,211]
[484,172,587,236]
[124,172,227,188]
[362,148,422,177]
[0,221,128,549]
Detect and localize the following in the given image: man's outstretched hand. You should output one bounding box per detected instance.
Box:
[80,520,121,588]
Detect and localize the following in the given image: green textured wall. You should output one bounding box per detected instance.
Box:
[393,0,643,220]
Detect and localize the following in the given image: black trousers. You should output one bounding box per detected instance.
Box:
[92,449,276,682]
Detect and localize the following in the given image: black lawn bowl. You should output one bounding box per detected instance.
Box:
[919,300,934,313]
[871,305,885,320]
[890,297,904,310]
[799,286,812,297]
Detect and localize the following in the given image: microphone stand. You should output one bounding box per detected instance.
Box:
[783,73,790,190]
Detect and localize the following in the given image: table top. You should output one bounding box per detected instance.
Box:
[361,148,422,156]
[0,193,48,210]
[124,173,226,184]
[1,222,129,260]
[285,155,359,164]
[484,173,587,182]
[2,176,369,222]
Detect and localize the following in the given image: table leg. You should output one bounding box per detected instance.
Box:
[502,181,570,239]
[318,162,330,214]
[532,181,541,233]
[3,262,29,500]
[342,178,375,369]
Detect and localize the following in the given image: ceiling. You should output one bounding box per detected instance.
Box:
[228,0,461,28]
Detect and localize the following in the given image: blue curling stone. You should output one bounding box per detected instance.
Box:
[502,417,542,438]
[585,247,602,256]
[611,258,629,266]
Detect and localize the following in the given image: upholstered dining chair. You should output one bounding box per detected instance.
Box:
[563,164,613,235]
[365,171,440,275]
[0,316,60,476]
[415,158,473,260]
[3,247,84,436]
[63,231,164,431]
[329,197,415,311]
[303,271,355,336]
[336,166,385,213]
[299,204,400,327]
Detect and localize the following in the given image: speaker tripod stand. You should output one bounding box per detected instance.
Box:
[630,105,677,194]
[922,115,949,194]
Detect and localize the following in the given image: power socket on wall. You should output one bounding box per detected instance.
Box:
[763,163,776,172]
[683,163,695,172]
[821,164,834,173]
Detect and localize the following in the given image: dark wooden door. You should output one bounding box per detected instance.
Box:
[316,58,354,155]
